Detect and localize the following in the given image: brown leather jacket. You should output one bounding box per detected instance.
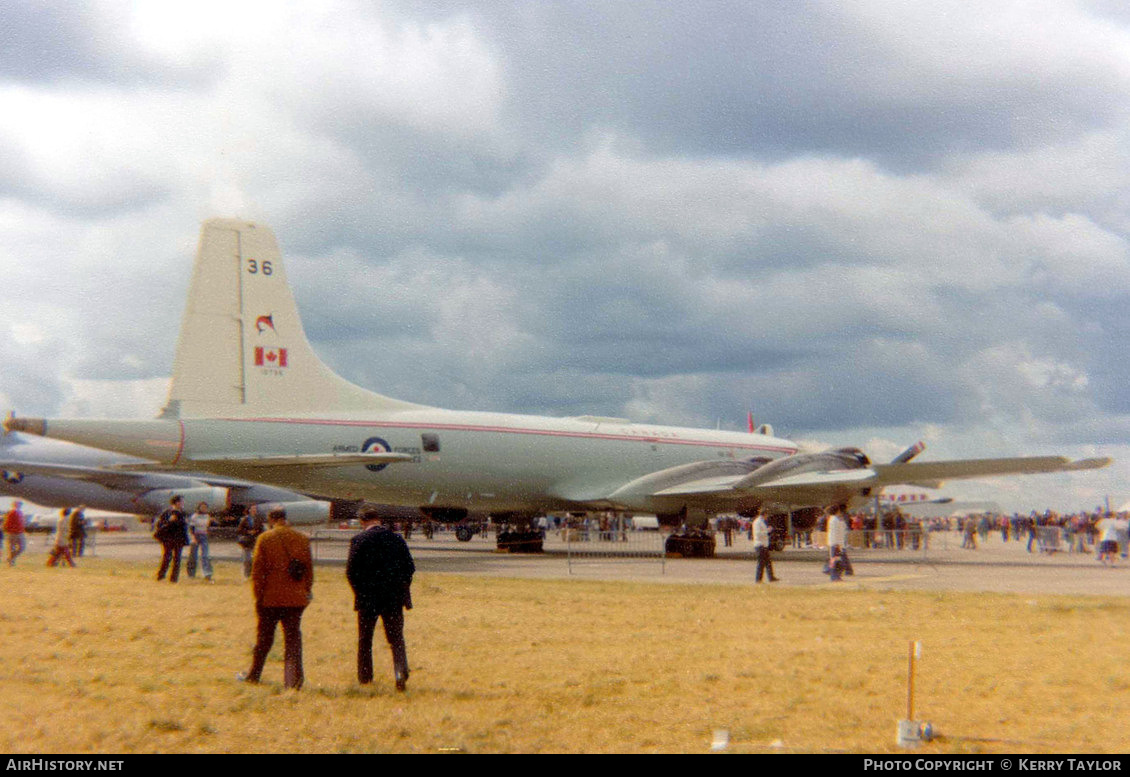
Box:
[251,525,314,607]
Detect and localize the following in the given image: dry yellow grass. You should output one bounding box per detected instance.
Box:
[0,557,1126,753]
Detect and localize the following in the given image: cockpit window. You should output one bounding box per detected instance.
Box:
[421,433,440,453]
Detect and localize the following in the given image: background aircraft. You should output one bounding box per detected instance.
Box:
[5,220,1108,549]
[0,427,332,525]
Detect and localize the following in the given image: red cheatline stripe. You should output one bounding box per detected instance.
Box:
[170,420,186,465]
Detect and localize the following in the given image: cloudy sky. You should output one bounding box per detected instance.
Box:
[2,0,1128,513]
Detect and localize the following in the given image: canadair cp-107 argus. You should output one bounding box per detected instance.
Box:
[4,219,1110,546]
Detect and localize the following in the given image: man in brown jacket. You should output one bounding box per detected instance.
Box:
[241,507,313,689]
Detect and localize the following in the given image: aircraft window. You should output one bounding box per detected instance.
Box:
[421,433,440,453]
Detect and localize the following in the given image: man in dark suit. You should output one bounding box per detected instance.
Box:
[346,505,416,691]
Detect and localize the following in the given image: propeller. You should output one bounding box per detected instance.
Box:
[890,441,925,465]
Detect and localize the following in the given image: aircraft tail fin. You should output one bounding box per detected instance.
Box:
[161,219,422,419]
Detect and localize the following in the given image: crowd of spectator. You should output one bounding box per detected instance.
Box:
[793,508,1130,558]
[714,505,1130,562]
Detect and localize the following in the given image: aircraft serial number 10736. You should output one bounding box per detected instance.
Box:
[5,219,1108,539]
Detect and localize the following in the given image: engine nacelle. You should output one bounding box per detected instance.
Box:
[738,448,871,488]
[419,506,470,523]
[254,500,331,525]
[138,487,229,513]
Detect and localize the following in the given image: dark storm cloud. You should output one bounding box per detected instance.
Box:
[1,0,1127,510]
[443,1,1130,170]
[0,2,120,82]
[0,0,221,87]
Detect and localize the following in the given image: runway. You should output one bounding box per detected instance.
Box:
[63,527,1129,596]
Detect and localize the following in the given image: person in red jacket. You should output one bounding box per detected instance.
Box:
[4,501,26,566]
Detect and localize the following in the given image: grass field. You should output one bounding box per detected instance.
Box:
[0,556,1127,754]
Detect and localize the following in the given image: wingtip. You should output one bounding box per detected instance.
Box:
[1068,457,1112,471]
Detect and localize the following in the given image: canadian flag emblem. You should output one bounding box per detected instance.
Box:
[254,347,288,367]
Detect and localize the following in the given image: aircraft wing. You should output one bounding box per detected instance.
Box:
[600,453,1111,512]
[867,456,1111,490]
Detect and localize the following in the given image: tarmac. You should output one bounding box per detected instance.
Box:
[50,526,1130,597]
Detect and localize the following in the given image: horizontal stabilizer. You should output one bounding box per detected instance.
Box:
[0,460,155,490]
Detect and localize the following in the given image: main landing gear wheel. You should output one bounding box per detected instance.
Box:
[496,529,544,553]
[664,530,716,558]
[454,524,476,542]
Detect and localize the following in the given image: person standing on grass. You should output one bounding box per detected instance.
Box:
[4,500,26,566]
[346,505,415,691]
[236,507,265,580]
[241,507,312,690]
[186,502,214,581]
[154,495,189,582]
[69,506,87,558]
[46,508,76,567]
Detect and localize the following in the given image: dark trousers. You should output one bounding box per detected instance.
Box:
[755,546,775,581]
[247,605,306,689]
[357,608,408,684]
[157,544,183,582]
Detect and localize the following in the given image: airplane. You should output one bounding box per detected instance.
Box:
[0,426,332,525]
[4,218,1110,551]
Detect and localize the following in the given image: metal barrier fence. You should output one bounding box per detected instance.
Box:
[33,526,99,557]
[809,529,932,556]
[309,528,356,562]
[561,529,666,575]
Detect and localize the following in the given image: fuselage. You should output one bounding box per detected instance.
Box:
[36,409,799,515]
